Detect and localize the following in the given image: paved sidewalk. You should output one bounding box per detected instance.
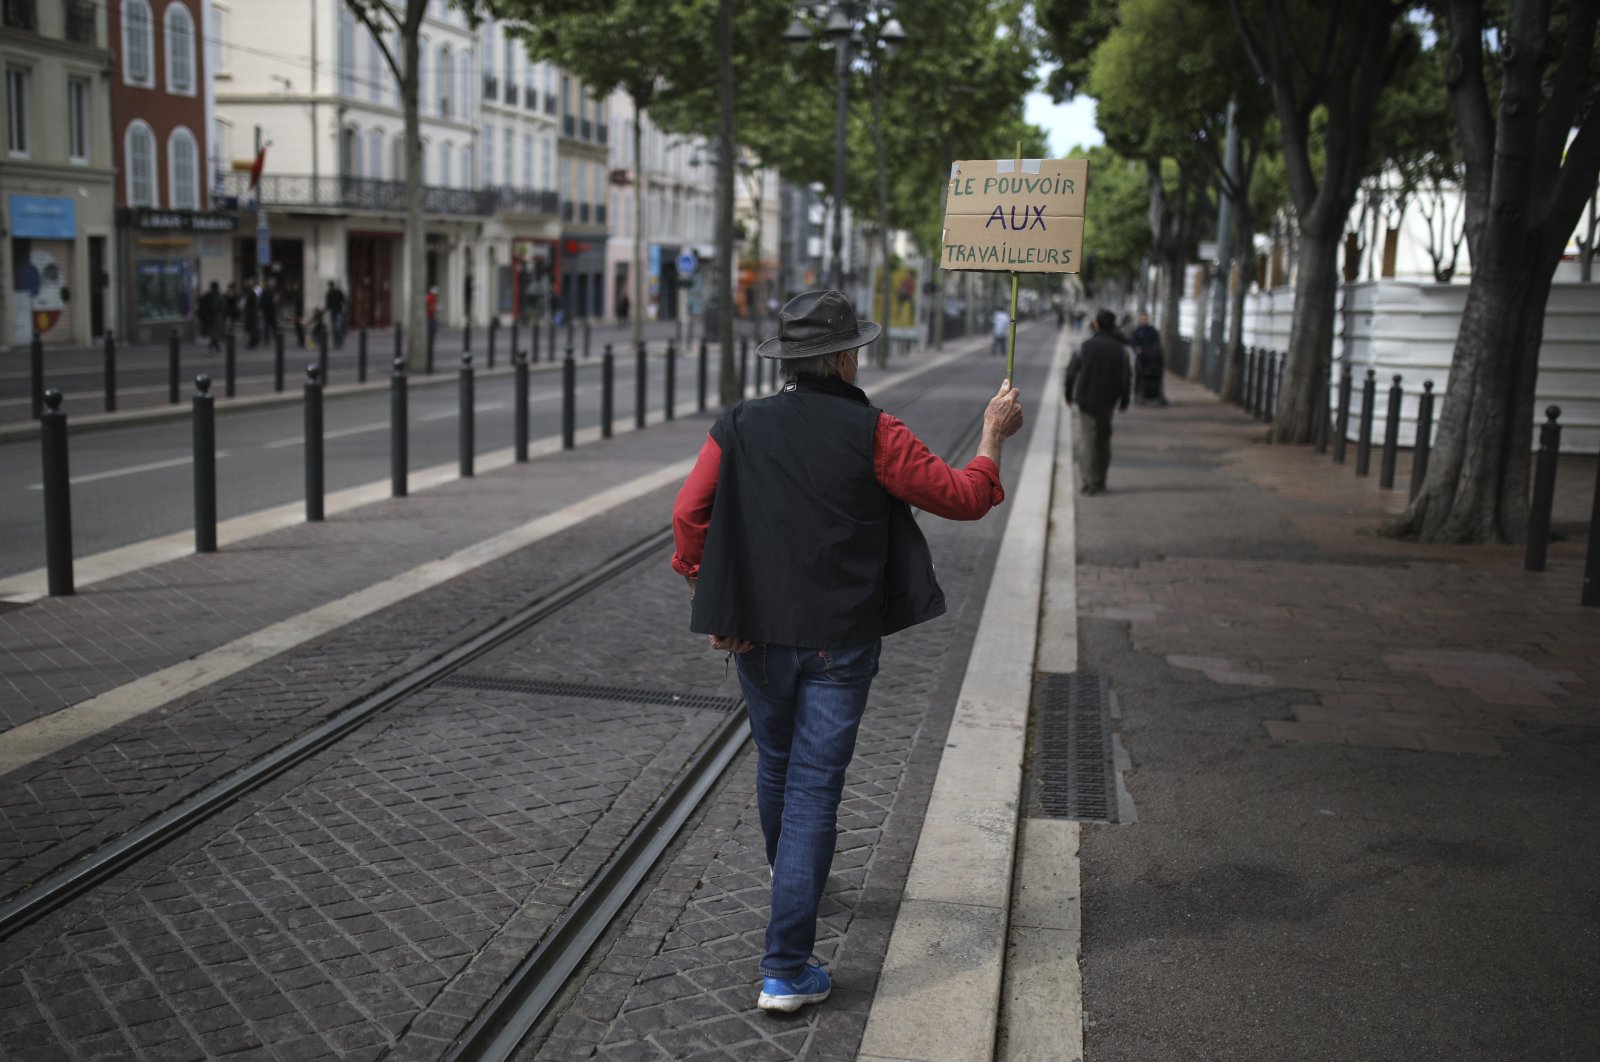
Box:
[1074,375,1598,1060]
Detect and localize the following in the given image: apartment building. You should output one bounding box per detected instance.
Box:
[2,0,116,348]
[603,92,715,326]
[108,0,230,343]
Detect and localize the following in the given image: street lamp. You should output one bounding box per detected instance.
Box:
[785,2,904,291]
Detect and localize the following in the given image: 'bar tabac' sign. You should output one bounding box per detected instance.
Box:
[940,157,1088,273]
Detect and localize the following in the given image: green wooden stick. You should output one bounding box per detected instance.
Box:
[1006,140,1022,384]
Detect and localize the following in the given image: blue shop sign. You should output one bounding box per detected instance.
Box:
[9,195,77,239]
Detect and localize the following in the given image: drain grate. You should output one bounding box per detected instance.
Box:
[1036,672,1118,823]
[434,673,743,713]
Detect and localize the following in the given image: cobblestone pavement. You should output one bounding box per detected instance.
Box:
[0,327,1049,1060]
[1074,376,1599,1061]
[515,339,1056,1061]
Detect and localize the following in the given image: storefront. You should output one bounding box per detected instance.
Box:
[347,231,400,328]
[508,237,557,323]
[559,234,607,321]
[118,207,237,344]
[7,195,82,346]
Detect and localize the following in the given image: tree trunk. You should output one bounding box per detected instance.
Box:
[715,0,737,406]
[1158,253,1183,367]
[403,16,425,371]
[1270,227,1338,443]
[1222,259,1246,402]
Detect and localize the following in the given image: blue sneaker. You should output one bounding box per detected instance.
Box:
[757,958,831,1012]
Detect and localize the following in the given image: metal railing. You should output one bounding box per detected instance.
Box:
[490,187,558,216]
[220,172,494,216]
[4,0,37,31]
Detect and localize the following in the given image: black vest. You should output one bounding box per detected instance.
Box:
[690,374,946,647]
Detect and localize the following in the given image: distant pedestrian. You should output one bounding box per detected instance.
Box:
[671,289,1024,1015]
[259,281,278,344]
[243,280,261,349]
[426,286,439,349]
[1063,308,1133,496]
[991,306,1009,357]
[197,281,226,356]
[224,282,240,338]
[1130,311,1167,407]
[288,281,308,349]
[325,280,347,348]
[617,289,631,324]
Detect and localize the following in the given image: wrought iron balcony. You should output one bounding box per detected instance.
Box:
[490,187,559,216]
[4,0,37,31]
[219,172,494,216]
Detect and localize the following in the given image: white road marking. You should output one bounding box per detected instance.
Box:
[419,401,505,422]
[25,452,232,490]
[264,422,389,448]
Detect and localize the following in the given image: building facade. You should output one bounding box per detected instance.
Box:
[554,70,608,321]
[2,0,117,348]
[107,0,230,343]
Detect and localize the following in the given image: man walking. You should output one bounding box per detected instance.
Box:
[325,280,347,349]
[671,290,1024,1014]
[196,281,226,356]
[1064,308,1133,495]
[1130,311,1167,406]
[991,304,1009,357]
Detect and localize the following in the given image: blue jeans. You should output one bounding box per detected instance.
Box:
[735,639,881,977]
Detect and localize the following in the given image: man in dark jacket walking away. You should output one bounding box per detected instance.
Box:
[1064,308,1133,495]
[1130,311,1167,406]
[671,290,1023,1014]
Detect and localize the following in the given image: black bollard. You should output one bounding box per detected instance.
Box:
[1261,351,1276,423]
[1243,347,1256,413]
[459,354,475,478]
[1355,370,1377,476]
[39,389,74,596]
[426,318,435,375]
[318,325,330,386]
[488,317,498,369]
[601,344,614,439]
[666,341,677,420]
[225,332,237,398]
[1410,381,1435,502]
[740,337,749,395]
[561,355,576,450]
[304,365,324,521]
[193,375,217,553]
[358,326,369,383]
[1583,454,1600,607]
[463,319,472,356]
[103,332,117,413]
[1274,354,1286,420]
[1314,361,1331,454]
[566,321,575,361]
[168,329,180,404]
[635,342,647,430]
[698,339,708,413]
[390,357,408,498]
[532,319,541,362]
[583,319,591,359]
[511,318,521,363]
[514,352,529,463]
[274,331,286,392]
[1379,375,1404,489]
[30,332,45,419]
[547,317,556,364]
[1333,363,1353,464]
[1524,406,1562,572]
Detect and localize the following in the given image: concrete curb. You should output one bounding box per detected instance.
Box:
[858,327,1069,1061]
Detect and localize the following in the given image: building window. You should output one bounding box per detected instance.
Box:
[6,65,29,157]
[127,120,158,206]
[367,128,383,179]
[437,45,452,118]
[341,124,359,178]
[367,28,383,103]
[544,133,554,192]
[483,125,494,187]
[169,127,199,209]
[338,10,356,96]
[68,76,89,163]
[123,0,155,87]
[439,141,451,188]
[165,4,196,94]
[502,124,513,187]
[208,3,227,78]
[462,145,473,188]
[523,131,533,190]
[392,137,405,183]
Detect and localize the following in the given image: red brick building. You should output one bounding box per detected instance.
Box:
[106,0,233,341]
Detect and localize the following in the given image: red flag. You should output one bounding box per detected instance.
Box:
[248,144,268,191]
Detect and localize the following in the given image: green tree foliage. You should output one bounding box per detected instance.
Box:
[1079,144,1151,289]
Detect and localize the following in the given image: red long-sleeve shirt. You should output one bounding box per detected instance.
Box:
[671,412,1004,578]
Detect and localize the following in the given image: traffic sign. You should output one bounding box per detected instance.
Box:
[256,209,271,267]
[677,251,698,276]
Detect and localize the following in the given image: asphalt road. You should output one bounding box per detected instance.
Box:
[0,351,740,579]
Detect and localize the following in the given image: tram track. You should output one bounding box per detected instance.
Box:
[0,336,1031,1060]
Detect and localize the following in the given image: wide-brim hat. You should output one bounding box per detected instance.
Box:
[755,289,881,360]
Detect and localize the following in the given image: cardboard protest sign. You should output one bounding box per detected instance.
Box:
[941,157,1088,273]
